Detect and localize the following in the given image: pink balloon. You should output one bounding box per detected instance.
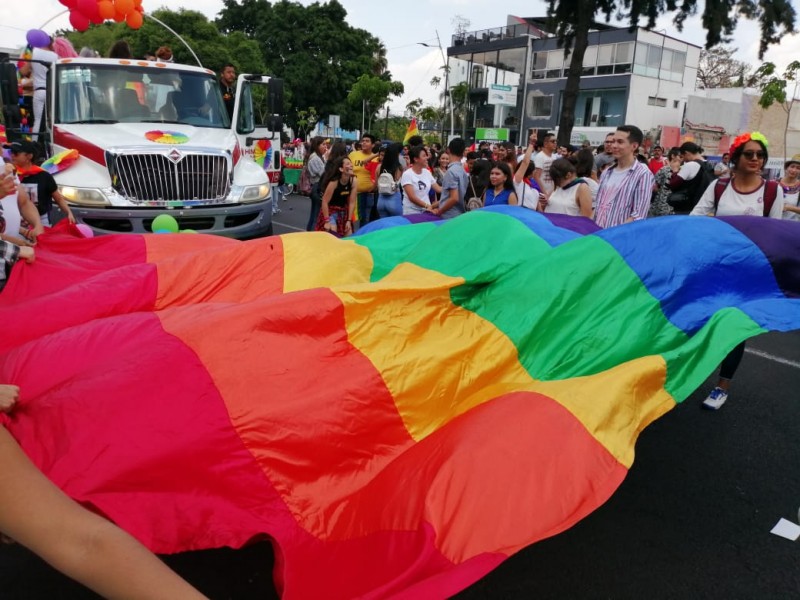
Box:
[69,10,91,32]
[76,223,94,238]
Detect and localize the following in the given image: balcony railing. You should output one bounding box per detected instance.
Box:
[452,23,550,47]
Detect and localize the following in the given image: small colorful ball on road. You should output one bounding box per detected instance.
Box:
[151,214,179,233]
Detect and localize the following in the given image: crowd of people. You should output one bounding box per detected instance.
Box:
[296,125,799,234]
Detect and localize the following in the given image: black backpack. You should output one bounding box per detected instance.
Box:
[668,160,717,212]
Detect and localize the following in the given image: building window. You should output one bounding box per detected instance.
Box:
[531,52,547,79]
[673,100,680,108]
[633,41,686,82]
[582,46,597,76]
[527,93,553,118]
[647,96,667,107]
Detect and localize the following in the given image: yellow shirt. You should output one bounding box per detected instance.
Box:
[349,150,377,193]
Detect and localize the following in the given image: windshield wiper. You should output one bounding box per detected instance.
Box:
[68,119,119,124]
[139,119,182,124]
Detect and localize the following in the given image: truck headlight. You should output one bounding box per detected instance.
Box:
[240,184,270,203]
[60,187,110,206]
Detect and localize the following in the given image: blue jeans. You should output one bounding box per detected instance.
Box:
[377,190,402,218]
[306,182,322,231]
[357,192,375,227]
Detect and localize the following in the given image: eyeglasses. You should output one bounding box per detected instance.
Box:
[742,150,766,160]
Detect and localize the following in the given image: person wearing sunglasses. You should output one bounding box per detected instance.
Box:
[690,132,784,411]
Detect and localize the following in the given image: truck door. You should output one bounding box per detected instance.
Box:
[231,75,284,186]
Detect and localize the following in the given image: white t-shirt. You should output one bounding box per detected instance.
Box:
[583,178,599,207]
[691,179,784,218]
[32,48,58,91]
[401,168,436,214]
[513,180,541,210]
[533,151,555,194]
[676,160,702,183]
[1,189,22,240]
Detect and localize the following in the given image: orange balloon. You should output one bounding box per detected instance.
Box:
[113,9,125,21]
[114,0,133,15]
[97,0,115,19]
[132,0,142,6]
[125,9,143,29]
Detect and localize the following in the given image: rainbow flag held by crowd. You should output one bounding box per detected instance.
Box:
[403,117,420,145]
[1,208,799,599]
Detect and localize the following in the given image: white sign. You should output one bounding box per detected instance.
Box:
[488,84,517,107]
[328,114,340,131]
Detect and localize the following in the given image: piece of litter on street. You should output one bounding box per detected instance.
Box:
[770,518,800,541]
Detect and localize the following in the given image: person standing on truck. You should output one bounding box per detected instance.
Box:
[219,64,236,120]
[31,37,58,140]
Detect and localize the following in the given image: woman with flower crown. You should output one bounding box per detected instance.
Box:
[690,132,784,411]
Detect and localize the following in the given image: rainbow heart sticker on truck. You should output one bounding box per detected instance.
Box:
[145,130,189,144]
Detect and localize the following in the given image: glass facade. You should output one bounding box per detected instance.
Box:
[633,42,686,82]
[571,88,627,127]
[532,42,633,79]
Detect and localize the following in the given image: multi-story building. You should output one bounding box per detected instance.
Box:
[446,16,701,146]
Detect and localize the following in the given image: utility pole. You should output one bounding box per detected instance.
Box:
[417,32,455,142]
[383,105,390,141]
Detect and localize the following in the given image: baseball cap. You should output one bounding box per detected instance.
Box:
[4,140,37,155]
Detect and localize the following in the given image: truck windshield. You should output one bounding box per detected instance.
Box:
[56,64,231,128]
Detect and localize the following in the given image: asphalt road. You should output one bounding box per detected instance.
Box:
[2,196,798,599]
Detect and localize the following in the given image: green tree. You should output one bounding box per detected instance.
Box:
[547,0,797,146]
[756,61,800,157]
[347,74,404,132]
[62,9,264,75]
[449,81,470,136]
[217,0,402,131]
[295,107,319,140]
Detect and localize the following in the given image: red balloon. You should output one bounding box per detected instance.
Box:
[69,10,91,32]
[59,0,79,9]
[76,0,100,20]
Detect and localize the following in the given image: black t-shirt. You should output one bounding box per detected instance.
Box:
[329,178,352,208]
[220,82,235,120]
[19,170,58,216]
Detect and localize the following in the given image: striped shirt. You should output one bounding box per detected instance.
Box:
[594,160,654,229]
[0,240,20,284]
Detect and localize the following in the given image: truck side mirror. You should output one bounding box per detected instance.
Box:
[268,78,284,115]
[0,60,21,140]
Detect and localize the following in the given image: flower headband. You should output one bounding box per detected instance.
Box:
[730,131,768,155]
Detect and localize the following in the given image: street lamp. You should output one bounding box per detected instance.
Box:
[418,30,455,140]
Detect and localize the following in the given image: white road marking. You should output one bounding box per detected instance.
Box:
[745,347,800,369]
[272,220,305,232]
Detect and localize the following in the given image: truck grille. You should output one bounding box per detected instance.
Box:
[111,152,230,204]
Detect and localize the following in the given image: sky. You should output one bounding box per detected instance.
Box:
[2,0,799,114]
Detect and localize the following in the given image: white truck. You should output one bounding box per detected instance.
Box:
[2,55,284,238]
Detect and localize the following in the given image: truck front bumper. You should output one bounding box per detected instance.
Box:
[69,198,274,239]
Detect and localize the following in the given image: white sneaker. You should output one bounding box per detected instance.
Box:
[702,387,728,410]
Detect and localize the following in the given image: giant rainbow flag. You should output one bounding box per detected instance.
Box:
[1,207,799,598]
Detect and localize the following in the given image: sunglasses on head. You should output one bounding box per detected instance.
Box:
[741,150,766,160]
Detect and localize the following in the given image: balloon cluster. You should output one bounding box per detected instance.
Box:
[152,214,197,234]
[57,0,145,32]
